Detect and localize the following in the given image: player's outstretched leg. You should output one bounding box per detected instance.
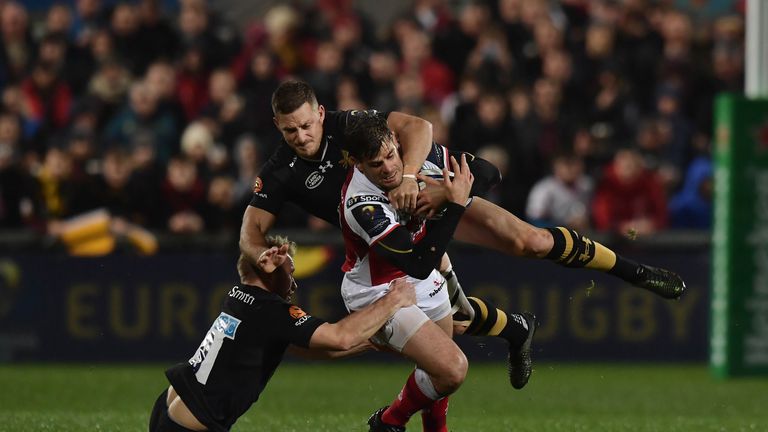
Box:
[455,199,686,300]
[545,227,686,299]
[458,296,536,389]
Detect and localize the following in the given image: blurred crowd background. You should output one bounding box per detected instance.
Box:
[0,0,742,252]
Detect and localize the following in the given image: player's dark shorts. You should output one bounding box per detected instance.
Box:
[149,389,199,432]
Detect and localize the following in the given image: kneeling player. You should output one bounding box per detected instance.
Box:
[148,236,416,432]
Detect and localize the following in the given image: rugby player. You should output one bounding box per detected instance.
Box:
[340,123,536,431]
[148,236,416,432]
[241,81,540,368]
[240,81,684,384]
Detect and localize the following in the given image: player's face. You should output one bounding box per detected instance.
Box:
[357,139,403,192]
[274,102,325,160]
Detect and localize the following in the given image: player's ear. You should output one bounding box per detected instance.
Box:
[350,156,361,169]
[317,104,325,121]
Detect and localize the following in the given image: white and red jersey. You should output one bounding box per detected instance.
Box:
[339,152,449,312]
[340,168,416,287]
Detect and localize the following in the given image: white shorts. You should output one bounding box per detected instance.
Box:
[341,270,452,351]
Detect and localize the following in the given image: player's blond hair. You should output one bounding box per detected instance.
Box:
[237,235,297,281]
[265,234,297,256]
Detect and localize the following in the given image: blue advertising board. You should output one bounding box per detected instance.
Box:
[0,246,709,362]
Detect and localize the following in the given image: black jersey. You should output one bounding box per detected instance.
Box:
[165,284,325,432]
[249,109,389,227]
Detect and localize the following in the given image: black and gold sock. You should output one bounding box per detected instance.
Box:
[465,297,529,346]
[545,227,644,282]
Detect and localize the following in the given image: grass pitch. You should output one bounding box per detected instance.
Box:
[0,362,765,431]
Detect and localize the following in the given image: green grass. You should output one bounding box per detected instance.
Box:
[0,362,766,431]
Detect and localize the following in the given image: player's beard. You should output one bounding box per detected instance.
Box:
[379,172,402,191]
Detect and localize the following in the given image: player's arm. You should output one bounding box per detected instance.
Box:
[307,277,416,351]
[239,206,276,269]
[415,151,501,217]
[387,111,433,211]
[374,155,474,279]
[287,340,375,359]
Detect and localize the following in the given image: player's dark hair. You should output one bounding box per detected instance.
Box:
[271,81,318,115]
[343,113,393,161]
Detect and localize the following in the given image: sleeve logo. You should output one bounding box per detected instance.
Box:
[252,177,263,193]
[289,305,307,319]
[352,203,389,237]
[214,312,241,339]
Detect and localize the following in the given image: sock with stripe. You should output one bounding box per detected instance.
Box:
[464,297,529,346]
[545,226,640,280]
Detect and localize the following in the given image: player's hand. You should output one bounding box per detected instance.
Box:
[387,172,419,212]
[386,277,416,307]
[414,174,448,218]
[256,244,290,273]
[442,154,473,206]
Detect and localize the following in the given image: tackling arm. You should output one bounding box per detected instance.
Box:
[387,112,433,177]
[287,340,375,359]
[308,278,415,351]
[239,206,277,267]
[387,112,433,210]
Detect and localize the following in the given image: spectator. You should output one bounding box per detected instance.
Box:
[231,134,261,202]
[526,153,593,231]
[592,148,667,235]
[203,175,241,236]
[128,136,164,227]
[365,49,399,113]
[453,91,513,156]
[87,59,133,124]
[110,2,151,75]
[179,121,214,177]
[145,60,185,128]
[303,40,343,109]
[71,0,107,47]
[86,148,136,218]
[433,0,487,77]
[137,0,180,64]
[0,112,34,227]
[464,27,514,90]
[104,81,178,163]
[161,155,206,234]
[200,68,246,149]
[669,156,712,229]
[176,45,210,121]
[20,61,73,146]
[335,75,365,110]
[0,2,34,86]
[241,50,280,143]
[399,29,454,106]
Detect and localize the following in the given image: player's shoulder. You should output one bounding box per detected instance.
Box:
[263,142,298,166]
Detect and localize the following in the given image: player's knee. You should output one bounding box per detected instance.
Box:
[523,227,553,257]
[440,350,468,393]
[500,226,541,257]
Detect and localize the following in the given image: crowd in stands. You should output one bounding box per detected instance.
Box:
[0,0,738,250]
